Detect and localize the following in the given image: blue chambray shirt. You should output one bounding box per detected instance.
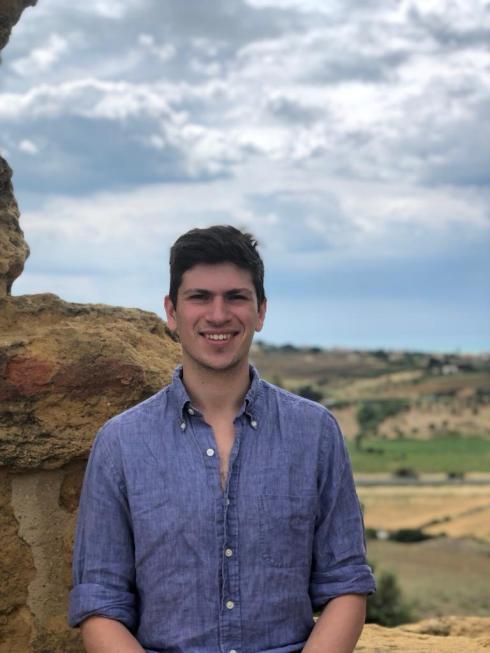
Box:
[69,366,375,653]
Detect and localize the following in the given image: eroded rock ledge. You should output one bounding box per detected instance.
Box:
[0,293,181,469]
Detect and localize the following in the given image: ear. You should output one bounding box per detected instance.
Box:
[255,298,267,333]
[164,295,177,332]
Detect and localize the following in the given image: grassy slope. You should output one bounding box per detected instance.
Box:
[347,435,490,473]
[253,344,490,472]
[367,538,490,619]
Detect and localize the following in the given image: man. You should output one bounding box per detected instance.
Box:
[69,225,375,653]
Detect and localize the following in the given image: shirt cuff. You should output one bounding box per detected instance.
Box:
[68,582,137,630]
[309,562,376,609]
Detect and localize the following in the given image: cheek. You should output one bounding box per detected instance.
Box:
[176,311,201,332]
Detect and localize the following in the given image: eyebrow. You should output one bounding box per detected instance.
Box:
[182,288,254,296]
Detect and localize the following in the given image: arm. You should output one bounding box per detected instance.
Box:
[302,594,367,653]
[81,616,145,653]
[308,413,375,643]
[68,424,138,640]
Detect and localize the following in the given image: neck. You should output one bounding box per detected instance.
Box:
[181,358,251,417]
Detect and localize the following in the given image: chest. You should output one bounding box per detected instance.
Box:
[211,422,236,489]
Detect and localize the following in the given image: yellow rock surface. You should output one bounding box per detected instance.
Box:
[358,617,490,652]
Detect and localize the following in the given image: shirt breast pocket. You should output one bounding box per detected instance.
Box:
[258,494,315,568]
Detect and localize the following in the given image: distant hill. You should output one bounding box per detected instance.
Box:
[251,341,490,473]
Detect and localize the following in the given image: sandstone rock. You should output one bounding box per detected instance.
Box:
[0,157,30,297]
[0,293,181,470]
[0,0,34,298]
[402,615,490,640]
[0,292,181,650]
[357,618,490,652]
[0,469,36,653]
[9,467,85,653]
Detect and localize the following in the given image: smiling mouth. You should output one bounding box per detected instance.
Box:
[201,332,236,341]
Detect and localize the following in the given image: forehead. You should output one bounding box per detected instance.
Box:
[179,262,255,292]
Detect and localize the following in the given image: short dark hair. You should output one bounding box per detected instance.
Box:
[169,225,265,307]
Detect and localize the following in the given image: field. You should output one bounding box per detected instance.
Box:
[358,484,490,541]
[348,436,490,474]
[367,538,490,619]
[253,342,490,472]
[359,482,490,620]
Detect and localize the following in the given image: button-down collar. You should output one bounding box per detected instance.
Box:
[170,364,261,424]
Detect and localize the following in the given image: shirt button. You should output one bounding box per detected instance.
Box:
[226,600,234,609]
[250,419,258,429]
[206,448,215,457]
[229,650,237,653]
[180,421,186,431]
[187,406,195,415]
[225,548,233,557]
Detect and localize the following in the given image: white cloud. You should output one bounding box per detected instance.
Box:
[19,139,39,155]
[138,33,176,63]
[11,34,68,76]
[79,0,147,19]
[405,0,490,32]
[4,0,490,350]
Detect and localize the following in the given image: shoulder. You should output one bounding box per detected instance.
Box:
[259,379,334,418]
[258,379,341,434]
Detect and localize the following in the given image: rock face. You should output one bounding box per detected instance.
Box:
[0,0,35,297]
[0,293,181,651]
[0,293,181,470]
[0,139,30,298]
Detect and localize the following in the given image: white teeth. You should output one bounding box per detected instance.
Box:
[205,333,232,341]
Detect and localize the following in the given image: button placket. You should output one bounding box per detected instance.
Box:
[189,418,222,493]
[219,419,243,653]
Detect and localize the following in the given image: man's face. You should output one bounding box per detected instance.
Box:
[164,262,266,373]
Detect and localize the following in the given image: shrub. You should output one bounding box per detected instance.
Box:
[364,527,378,540]
[393,466,417,478]
[388,528,433,543]
[296,384,323,403]
[357,399,409,439]
[447,471,465,480]
[392,467,418,479]
[366,563,413,626]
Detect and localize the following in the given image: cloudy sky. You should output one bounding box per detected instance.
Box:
[1,0,489,352]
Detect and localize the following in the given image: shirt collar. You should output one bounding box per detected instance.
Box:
[169,364,261,422]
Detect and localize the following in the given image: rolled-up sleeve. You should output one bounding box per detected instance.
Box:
[68,422,137,630]
[309,413,376,609]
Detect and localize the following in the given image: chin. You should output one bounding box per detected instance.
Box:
[201,356,244,373]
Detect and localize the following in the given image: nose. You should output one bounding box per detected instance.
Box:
[207,296,230,324]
